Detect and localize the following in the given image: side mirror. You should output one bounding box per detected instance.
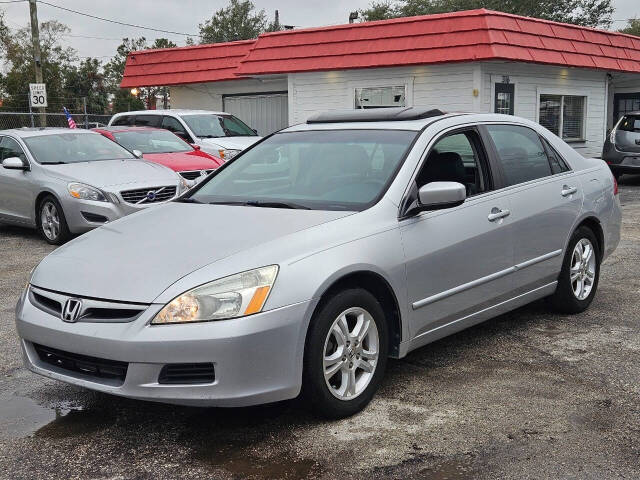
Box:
[190,144,201,151]
[2,157,28,171]
[418,181,466,211]
[132,149,143,159]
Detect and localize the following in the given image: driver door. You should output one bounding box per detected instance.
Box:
[0,136,34,223]
[399,127,515,340]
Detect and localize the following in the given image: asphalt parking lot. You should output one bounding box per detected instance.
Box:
[0,180,638,480]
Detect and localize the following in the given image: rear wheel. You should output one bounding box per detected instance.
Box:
[37,196,71,245]
[303,289,388,418]
[548,226,600,314]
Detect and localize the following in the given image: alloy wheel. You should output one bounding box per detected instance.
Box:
[570,238,596,300]
[323,307,379,401]
[40,202,60,241]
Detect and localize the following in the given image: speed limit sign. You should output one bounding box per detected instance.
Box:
[29,83,47,107]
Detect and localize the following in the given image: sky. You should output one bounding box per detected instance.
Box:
[1,0,639,61]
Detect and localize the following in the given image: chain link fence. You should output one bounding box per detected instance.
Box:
[0,93,113,130]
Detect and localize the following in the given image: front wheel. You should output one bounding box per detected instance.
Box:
[303,289,388,418]
[37,196,71,245]
[548,226,600,314]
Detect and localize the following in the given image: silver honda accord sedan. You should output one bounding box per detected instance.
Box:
[0,128,188,244]
[15,108,621,418]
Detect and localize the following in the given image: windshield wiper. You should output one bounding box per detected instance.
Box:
[41,161,67,165]
[199,134,221,138]
[176,197,203,204]
[208,200,311,210]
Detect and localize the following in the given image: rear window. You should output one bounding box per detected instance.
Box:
[618,115,640,132]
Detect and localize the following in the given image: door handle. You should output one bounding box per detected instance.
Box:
[561,185,577,197]
[488,208,510,222]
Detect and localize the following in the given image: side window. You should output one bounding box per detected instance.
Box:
[487,125,552,186]
[416,130,489,197]
[0,136,27,162]
[541,137,570,174]
[111,115,133,126]
[134,115,161,127]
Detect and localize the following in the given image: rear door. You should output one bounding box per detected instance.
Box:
[400,127,515,340]
[483,124,582,291]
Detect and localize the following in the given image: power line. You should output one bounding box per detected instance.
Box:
[0,0,27,4]
[36,0,200,37]
[62,33,123,41]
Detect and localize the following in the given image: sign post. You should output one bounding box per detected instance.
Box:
[29,83,47,108]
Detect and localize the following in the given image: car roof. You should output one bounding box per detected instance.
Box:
[620,111,640,116]
[94,126,163,133]
[0,127,95,138]
[112,109,227,117]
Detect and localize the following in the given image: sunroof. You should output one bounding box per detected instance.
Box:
[306,107,446,124]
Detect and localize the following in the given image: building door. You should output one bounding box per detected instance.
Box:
[223,92,288,136]
[495,83,515,115]
[613,92,640,125]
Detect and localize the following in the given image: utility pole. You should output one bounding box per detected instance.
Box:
[29,0,46,127]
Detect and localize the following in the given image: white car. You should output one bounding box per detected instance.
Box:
[108,110,261,161]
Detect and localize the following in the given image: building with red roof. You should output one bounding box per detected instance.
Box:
[121,9,640,157]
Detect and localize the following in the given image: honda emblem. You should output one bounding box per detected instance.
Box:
[61,298,82,322]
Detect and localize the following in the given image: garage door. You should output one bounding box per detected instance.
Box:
[223,92,288,136]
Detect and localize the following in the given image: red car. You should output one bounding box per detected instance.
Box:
[93,126,223,182]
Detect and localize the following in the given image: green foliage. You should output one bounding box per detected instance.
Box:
[619,19,640,37]
[359,0,614,28]
[199,0,267,43]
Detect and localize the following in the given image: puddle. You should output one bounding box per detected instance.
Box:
[0,390,113,440]
[194,445,321,480]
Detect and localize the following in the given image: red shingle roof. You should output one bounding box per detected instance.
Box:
[120,39,254,88]
[120,9,640,87]
[236,9,640,75]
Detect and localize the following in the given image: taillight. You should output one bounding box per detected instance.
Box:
[613,174,619,195]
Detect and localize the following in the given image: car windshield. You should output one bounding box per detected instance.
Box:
[24,132,135,164]
[189,129,417,211]
[112,130,192,154]
[181,114,256,138]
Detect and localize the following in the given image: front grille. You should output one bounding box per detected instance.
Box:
[34,343,128,384]
[179,170,212,180]
[120,186,177,204]
[158,363,215,385]
[29,286,146,323]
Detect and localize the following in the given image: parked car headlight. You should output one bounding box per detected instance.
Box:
[67,183,108,202]
[218,149,240,161]
[151,265,279,324]
[178,177,190,193]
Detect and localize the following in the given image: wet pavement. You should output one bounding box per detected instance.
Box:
[1,179,639,479]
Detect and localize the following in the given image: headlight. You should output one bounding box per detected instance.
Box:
[152,265,278,324]
[218,149,240,161]
[68,183,108,202]
[178,177,190,193]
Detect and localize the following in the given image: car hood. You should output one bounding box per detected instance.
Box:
[200,136,261,151]
[43,159,178,189]
[30,202,352,303]
[142,151,223,172]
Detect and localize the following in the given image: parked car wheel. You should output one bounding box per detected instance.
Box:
[548,226,600,314]
[303,289,388,418]
[37,195,71,245]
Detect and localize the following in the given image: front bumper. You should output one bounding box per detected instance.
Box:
[16,288,311,407]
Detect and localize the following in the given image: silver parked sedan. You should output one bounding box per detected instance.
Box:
[15,109,621,418]
[0,128,188,244]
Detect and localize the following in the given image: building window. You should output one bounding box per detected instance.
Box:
[355,86,406,109]
[539,94,586,141]
[494,83,515,115]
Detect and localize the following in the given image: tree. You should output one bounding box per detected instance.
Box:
[359,0,614,29]
[103,37,176,112]
[620,19,640,37]
[64,58,109,113]
[199,0,267,43]
[0,19,77,110]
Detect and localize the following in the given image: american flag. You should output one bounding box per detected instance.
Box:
[63,107,76,129]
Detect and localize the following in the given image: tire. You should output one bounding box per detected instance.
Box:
[303,288,388,419]
[37,195,71,245]
[548,226,600,314]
